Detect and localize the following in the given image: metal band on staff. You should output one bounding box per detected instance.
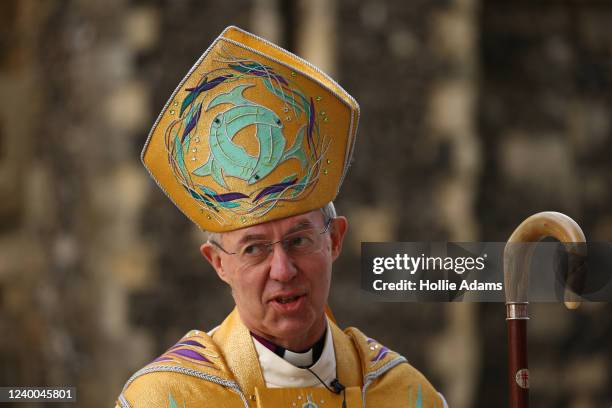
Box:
[506,303,529,321]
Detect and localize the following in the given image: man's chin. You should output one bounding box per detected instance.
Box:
[265,313,326,346]
[269,316,313,335]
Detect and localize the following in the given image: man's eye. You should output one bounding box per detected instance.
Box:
[243,244,265,256]
[288,236,312,248]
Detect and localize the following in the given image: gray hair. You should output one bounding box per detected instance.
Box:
[206,201,337,243]
[320,201,337,223]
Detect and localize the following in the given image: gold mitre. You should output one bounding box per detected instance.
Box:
[142,26,359,232]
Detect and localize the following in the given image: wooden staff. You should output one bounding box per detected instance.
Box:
[504,212,586,408]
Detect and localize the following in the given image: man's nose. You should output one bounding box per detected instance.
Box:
[268,244,298,282]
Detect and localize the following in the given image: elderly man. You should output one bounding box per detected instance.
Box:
[116,26,446,407]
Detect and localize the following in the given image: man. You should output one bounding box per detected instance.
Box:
[116,26,447,407]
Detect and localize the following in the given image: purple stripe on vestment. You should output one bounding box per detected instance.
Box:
[169,349,212,363]
[176,340,205,348]
[372,346,390,363]
[153,357,173,363]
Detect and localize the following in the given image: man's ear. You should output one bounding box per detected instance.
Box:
[200,242,231,284]
[329,216,348,262]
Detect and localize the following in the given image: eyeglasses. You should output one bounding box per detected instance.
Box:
[209,218,334,268]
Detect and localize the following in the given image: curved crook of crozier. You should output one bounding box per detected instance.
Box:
[503,211,587,310]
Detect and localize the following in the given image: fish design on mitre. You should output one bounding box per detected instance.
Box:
[192,83,308,189]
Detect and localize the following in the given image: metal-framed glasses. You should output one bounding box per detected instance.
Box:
[210,218,334,268]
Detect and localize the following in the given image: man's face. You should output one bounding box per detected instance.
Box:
[201,210,348,351]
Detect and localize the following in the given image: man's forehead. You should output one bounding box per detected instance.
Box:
[226,210,323,239]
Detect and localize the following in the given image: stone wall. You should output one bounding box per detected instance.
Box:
[477,2,612,407]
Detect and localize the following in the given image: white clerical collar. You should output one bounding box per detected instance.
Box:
[283,347,314,367]
[252,320,336,388]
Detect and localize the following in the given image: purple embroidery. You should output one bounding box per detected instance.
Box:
[253,179,297,202]
[372,346,390,363]
[152,356,173,363]
[181,74,234,116]
[367,338,390,363]
[176,339,206,348]
[212,192,249,203]
[181,103,202,142]
[170,348,212,363]
[185,74,234,94]
[307,97,315,154]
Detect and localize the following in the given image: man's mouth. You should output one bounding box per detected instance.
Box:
[269,293,306,311]
[275,295,301,304]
